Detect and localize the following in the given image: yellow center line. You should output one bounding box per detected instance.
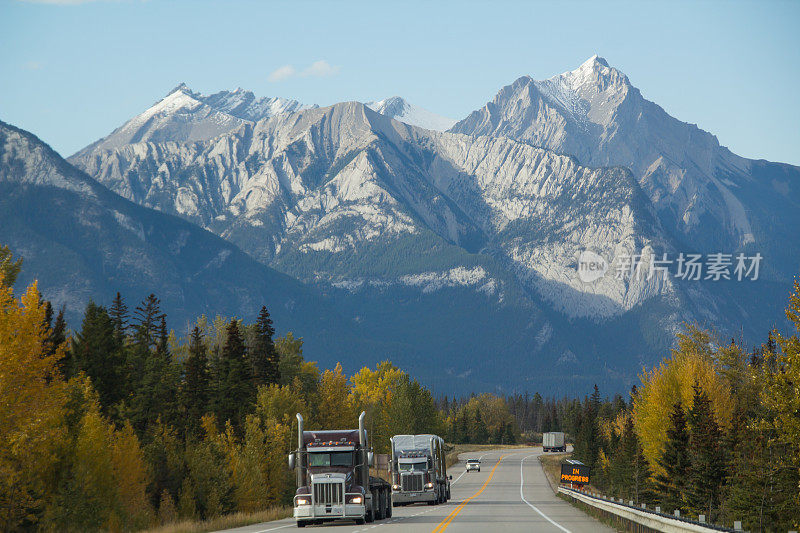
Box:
[431,454,507,533]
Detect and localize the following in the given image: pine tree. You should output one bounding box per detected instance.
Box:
[110,292,129,343]
[43,303,67,366]
[687,382,725,520]
[575,392,601,469]
[0,244,22,288]
[471,408,488,444]
[212,320,254,430]
[655,401,690,513]
[250,306,279,387]
[612,415,652,503]
[456,409,469,444]
[127,304,179,435]
[127,294,165,409]
[133,294,164,350]
[182,327,210,438]
[71,301,125,411]
[503,422,517,444]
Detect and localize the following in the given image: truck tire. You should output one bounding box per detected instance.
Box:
[376,492,385,520]
[386,496,393,517]
[355,518,365,525]
[366,503,374,523]
[296,521,306,528]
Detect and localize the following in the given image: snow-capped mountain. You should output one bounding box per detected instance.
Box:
[451,55,800,281]
[59,57,800,392]
[366,96,456,131]
[69,100,685,321]
[72,84,314,157]
[0,119,321,329]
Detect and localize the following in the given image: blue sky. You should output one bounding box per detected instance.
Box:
[1,0,798,164]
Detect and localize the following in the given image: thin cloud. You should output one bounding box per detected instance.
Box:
[268,65,297,82]
[23,61,43,70]
[268,60,340,82]
[301,60,340,78]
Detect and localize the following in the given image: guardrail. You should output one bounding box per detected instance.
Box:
[558,486,739,533]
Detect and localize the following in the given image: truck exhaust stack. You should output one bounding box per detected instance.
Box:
[358,411,366,446]
[296,413,305,486]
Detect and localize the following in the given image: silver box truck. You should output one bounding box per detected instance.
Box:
[543,431,566,452]
[389,434,450,506]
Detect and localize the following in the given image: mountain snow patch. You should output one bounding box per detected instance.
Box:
[400,266,489,293]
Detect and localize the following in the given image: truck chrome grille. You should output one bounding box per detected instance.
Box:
[401,473,423,492]
[313,481,344,505]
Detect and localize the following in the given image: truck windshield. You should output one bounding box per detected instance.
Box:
[308,452,353,467]
[399,461,427,472]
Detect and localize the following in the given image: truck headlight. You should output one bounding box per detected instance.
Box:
[296,496,311,506]
[392,484,401,491]
[425,482,434,489]
[347,495,363,504]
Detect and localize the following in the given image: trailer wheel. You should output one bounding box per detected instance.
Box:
[386,496,393,517]
[366,504,374,523]
[376,492,385,520]
[355,518,365,525]
[296,521,306,528]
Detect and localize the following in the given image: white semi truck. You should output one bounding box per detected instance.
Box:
[389,434,450,506]
[542,431,566,452]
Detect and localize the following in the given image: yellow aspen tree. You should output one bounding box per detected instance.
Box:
[231,416,269,513]
[264,420,293,505]
[633,325,735,476]
[111,421,154,529]
[0,281,67,530]
[255,383,308,427]
[318,363,355,429]
[350,362,407,453]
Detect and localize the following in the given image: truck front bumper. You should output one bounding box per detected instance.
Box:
[391,490,437,504]
[294,503,365,522]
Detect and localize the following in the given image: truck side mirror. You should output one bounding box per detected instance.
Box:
[367,451,374,467]
[449,475,453,480]
[288,453,296,470]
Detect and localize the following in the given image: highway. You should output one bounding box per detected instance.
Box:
[219,446,613,533]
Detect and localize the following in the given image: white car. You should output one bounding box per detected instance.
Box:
[465,459,481,472]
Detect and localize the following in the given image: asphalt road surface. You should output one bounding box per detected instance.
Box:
[219,446,614,533]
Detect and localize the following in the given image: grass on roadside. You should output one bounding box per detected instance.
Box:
[538,452,572,493]
[142,506,291,533]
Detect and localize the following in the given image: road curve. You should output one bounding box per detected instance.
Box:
[217,446,613,533]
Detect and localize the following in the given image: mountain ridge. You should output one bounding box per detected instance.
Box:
[19,55,799,392]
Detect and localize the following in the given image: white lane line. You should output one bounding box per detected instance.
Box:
[251,524,293,533]
[451,469,468,485]
[520,454,571,533]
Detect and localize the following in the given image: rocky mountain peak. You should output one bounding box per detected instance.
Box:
[167,82,192,95]
[366,96,455,131]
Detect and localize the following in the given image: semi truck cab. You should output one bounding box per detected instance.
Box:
[392,451,437,503]
[290,412,391,527]
[389,434,449,506]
